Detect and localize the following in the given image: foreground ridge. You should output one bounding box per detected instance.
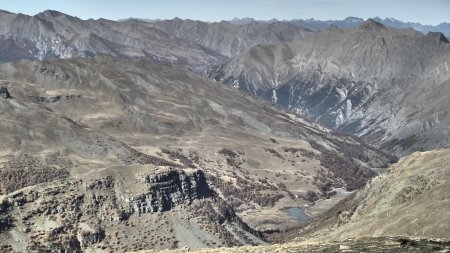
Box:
[133,237,450,253]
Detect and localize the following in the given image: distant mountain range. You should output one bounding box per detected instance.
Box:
[228,17,450,36]
[0,9,309,71]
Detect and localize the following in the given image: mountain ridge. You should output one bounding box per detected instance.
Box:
[209,20,450,156]
[0,9,310,71]
[228,16,450,36]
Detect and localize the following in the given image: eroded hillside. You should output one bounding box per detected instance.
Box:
[130,149,450,253]
[210,19,450,156]
[0,56,394,252]
[0,10,310,71]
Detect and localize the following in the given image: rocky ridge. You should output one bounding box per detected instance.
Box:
[228,16,450,37]
[134,237,450,253]
[0,10,310,71]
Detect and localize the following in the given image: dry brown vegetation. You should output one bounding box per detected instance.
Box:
[207,175,283,208]
[161,147,196,167]
[0,153,71,194]
[310,141,377,191]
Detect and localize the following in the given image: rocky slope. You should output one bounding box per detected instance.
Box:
[210,19,450,156]
[135,237,450,253]
[132,149,450,252]
[303,149,450,241]
[144,19,311,57]
[0,10,310,71]
[0,56,393,251]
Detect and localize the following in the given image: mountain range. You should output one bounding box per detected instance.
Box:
[0,10,310,71]
[0,55,394,251]
[0,8,449,252]
[229,16,450,37]
[210,19,450,156]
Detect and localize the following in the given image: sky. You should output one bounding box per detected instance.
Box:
[0,0,448,25]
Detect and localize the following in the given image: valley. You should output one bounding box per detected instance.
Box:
[0,56,393,251]
[0,4,448,252]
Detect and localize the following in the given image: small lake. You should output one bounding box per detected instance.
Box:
[284,207,311,221]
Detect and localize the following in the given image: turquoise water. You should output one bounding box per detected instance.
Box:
[285,207,311,221]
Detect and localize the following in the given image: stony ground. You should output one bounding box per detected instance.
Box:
[133,237,450,253]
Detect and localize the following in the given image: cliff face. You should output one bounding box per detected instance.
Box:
[0,168,217,252]
[132,169,213,214]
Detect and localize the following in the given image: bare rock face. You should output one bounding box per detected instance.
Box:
[132,169,213,214]
[0,87,11,99]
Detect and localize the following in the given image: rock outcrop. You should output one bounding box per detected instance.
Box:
[0,168,217,252]
[0,87,11,99]
[132,169,213,214]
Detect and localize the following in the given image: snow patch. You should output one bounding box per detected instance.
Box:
[445,62,449,72]
[271,89,278,103]
[335,111,345,126]
[232,79,240,89]
[346,99,353,118]
[352,43,360,49]
[335,87,348,103]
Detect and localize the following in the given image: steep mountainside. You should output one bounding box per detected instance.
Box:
[144,19,311,57]
[210,19,450,156]
[0,56,392,252]
[135,237,450,253]
[132,149,450,252]
[299,149,450,241]
[0,10,310,71]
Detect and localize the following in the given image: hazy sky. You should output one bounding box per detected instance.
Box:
[0,0,448,25]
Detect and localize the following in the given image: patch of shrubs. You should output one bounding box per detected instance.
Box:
[281,147,319,159]
[310,141,376,191]
[0,167,69,194]
[160,147,196,167]
[305,190,319,202]
[263,148,284,160]
[128,149,181,167]
[218,148,238,158]
[218,148,242,168]
[207,175,284,208]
